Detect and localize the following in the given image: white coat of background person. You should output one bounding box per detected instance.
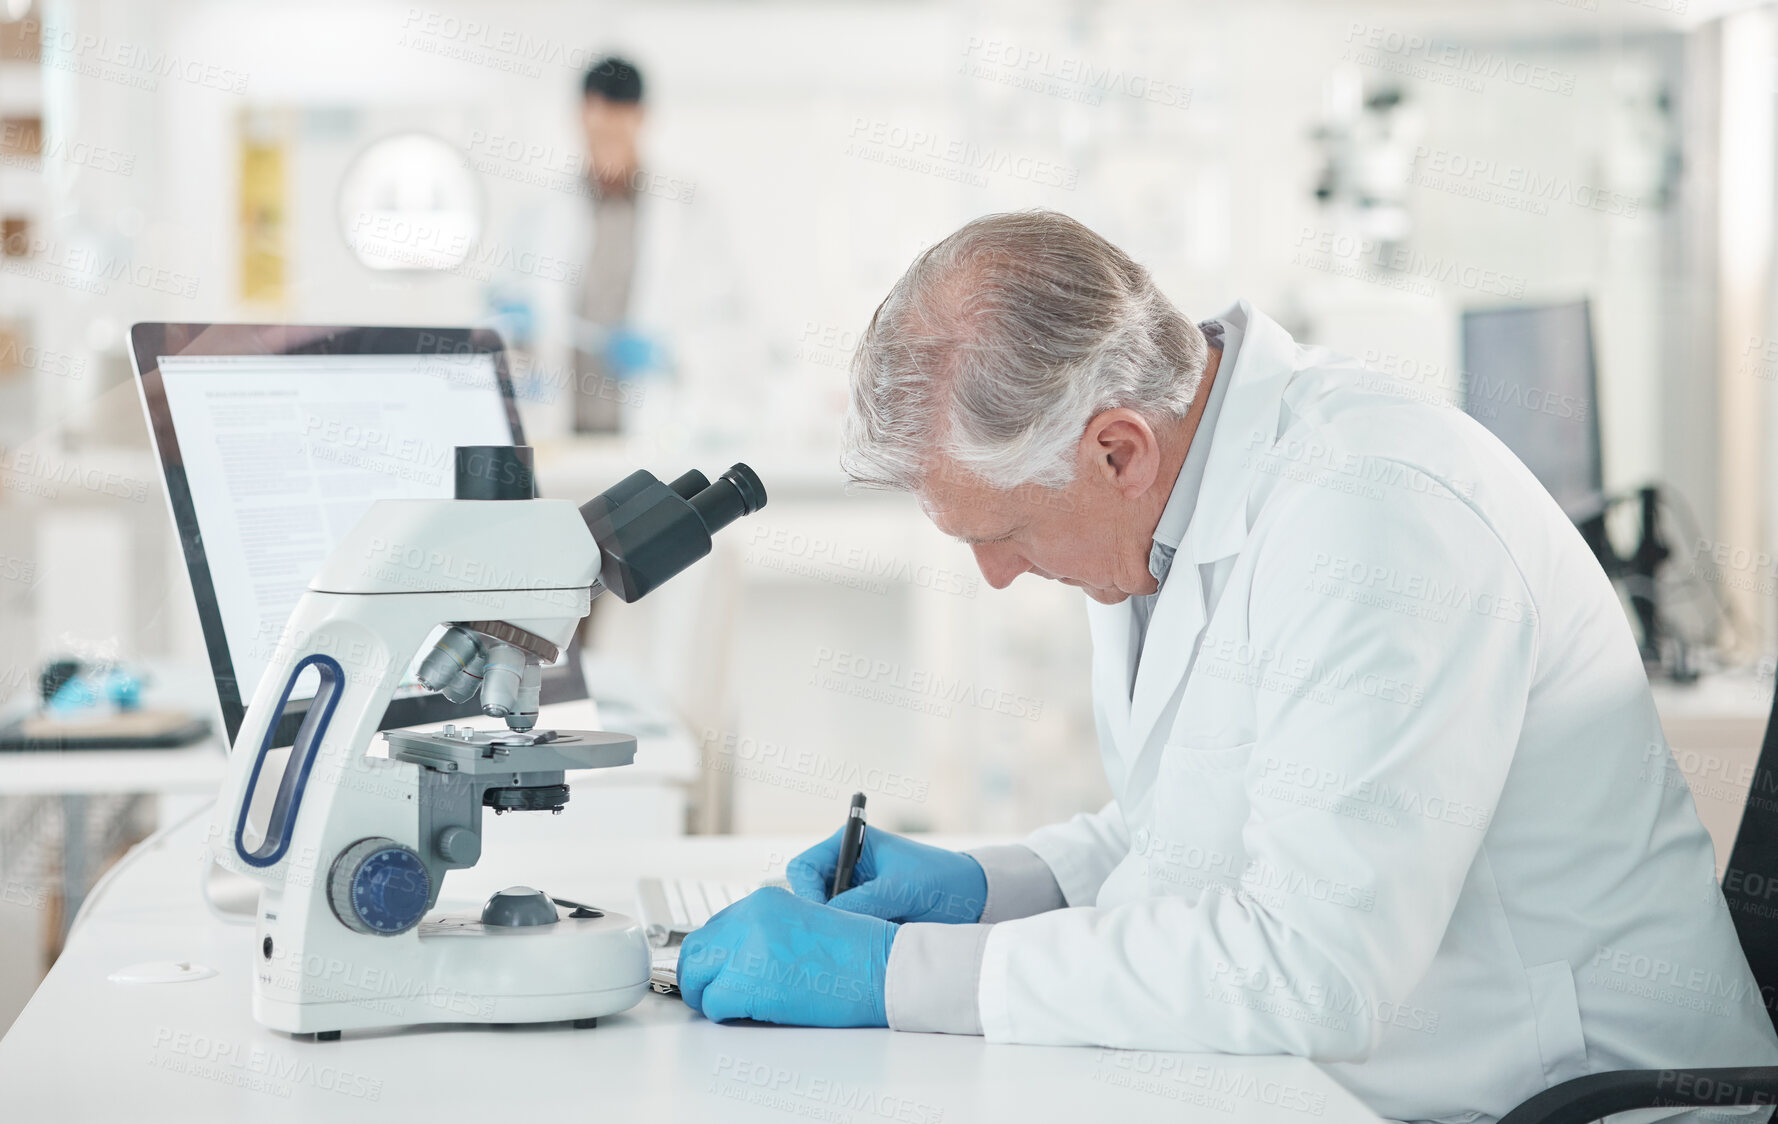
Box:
[546,55,763,443]
[817,211,1777,1120]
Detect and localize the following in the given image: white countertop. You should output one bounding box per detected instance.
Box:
[0,809,1382,1124]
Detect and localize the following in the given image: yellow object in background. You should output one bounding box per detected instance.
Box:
[238,110,287,305]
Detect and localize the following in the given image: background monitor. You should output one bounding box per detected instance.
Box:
[1459,300,1605,522]
[130,323,587,749]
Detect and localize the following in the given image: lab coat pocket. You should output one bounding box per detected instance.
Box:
[1525,960,1589,1086]
[1139,741,1256,899]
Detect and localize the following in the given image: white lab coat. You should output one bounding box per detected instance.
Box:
[559,178,769,441]
[992,302,1778,1120]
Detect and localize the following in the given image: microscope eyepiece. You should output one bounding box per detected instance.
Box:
[454,446,536,501]
[722,464,767,515]
[687,464,767,538]
[578,462,767,602]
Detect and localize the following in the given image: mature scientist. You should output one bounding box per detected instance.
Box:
[679,211,1778,1118]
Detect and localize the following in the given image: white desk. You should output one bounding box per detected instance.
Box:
[0,741,228,798]
[0,812,1382,1124]
[0,660,233,807]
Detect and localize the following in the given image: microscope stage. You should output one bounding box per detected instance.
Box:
[384,726,638,774]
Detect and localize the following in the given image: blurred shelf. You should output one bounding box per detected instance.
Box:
[0,738,226,796]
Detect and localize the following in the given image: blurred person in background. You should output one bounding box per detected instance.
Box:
[574,55,648,433]
[567,55,757,442]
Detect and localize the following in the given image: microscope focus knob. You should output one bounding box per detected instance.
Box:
[327,837,432,936]
[435,825,481,866]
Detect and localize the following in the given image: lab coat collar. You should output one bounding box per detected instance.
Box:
[1146,314,1240,579]
[1183,299,1299,565]
[1114,300,1301,768]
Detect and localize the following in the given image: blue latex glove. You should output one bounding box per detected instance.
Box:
[786,827,986,924]
[677,887,897,1027]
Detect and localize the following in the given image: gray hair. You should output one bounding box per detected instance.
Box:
[841,210,1209,492]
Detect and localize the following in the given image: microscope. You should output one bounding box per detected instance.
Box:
[210,446,764,1038]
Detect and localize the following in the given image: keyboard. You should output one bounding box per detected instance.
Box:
[634,877,757,947]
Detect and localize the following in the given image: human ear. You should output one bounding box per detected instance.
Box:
[1079,409,1160,499]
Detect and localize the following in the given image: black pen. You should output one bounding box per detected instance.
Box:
[831,792,868,898]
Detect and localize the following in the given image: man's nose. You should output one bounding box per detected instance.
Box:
[970,543,1030,590]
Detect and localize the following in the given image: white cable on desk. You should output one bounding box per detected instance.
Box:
[65,796,221,937]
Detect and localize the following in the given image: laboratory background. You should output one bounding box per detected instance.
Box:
[0,0,1764,1036]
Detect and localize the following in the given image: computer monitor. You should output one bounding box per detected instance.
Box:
[1459,300,1605,522]
[130,323,586,749]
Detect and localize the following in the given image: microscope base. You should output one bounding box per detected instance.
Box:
[252,903,653,1037]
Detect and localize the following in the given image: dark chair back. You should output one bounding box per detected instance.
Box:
[1723,672,1778,1032]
